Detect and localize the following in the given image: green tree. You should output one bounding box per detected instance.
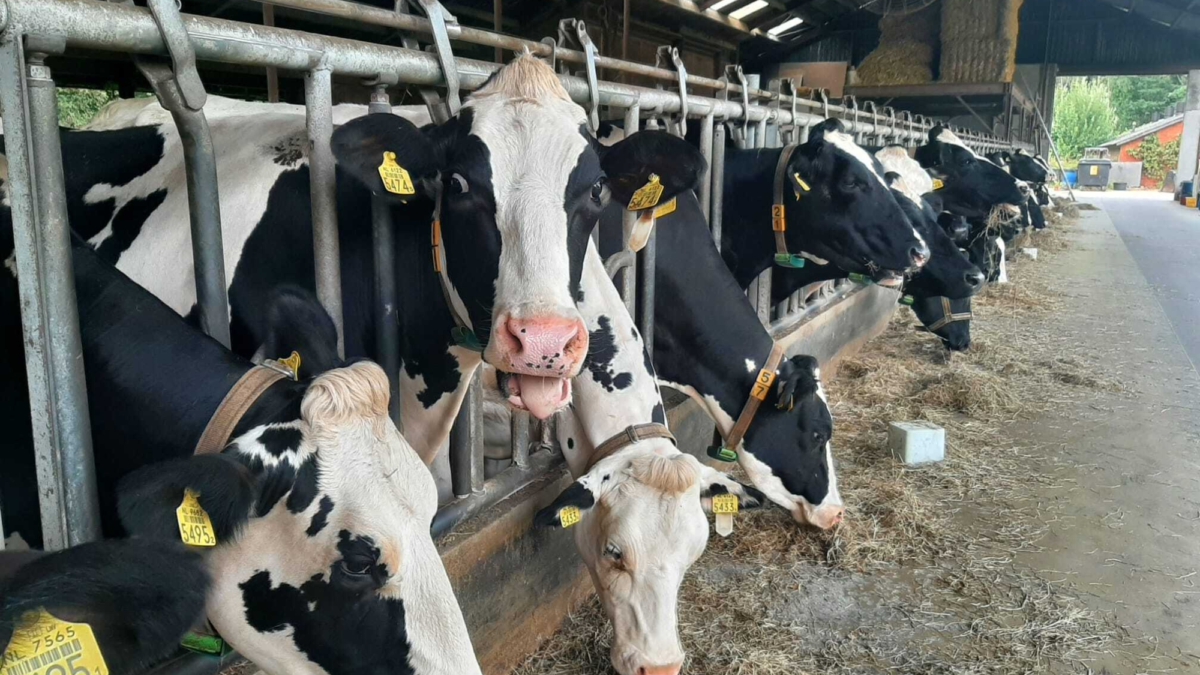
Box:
[1109,75,1187,131]
[56,87,120,128]
[1052,79,1119,161]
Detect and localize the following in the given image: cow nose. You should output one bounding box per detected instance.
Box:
[502,315,587,377]
[965,270,985,289]
[909,242,930,268]
[637,664,682,675]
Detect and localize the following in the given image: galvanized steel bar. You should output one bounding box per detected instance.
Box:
[710,121,726,251]
[304,66,345,357]
[433,447,559,537]
[511,411,530,468]
[263,3,279,102]
[699,112,714,223]
[368,87,402,429]
[450,373,485,497]
[619,104,639,318]
[6,43,102,549]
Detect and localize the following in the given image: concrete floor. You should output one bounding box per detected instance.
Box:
[1011,192,1200,672]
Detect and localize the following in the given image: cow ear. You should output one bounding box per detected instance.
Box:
[260,285,340,379]
[332,114,440,201]
[807,117,843,144]
[928,124,944,143]
[884,170,901,187]
[601,130,707,209]
[533,480,597,529]
[774,354,821,412]
[0,539,208,675]
[922,192,945,214]
[117,454,256,544]
[697,466,765,512]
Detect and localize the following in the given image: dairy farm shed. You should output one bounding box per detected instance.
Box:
[1,0,1200,674]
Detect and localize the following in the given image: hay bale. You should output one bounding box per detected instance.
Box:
[857,3,940,86]
[940,0,1023,82]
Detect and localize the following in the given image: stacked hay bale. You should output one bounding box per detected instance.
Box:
[940,0,1023,83]
[857,4,940,86]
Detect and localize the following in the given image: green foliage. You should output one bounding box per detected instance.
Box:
[1109,75,1187,131]
[1052,79,1119,162]
[56,88,120,128]
[1127,134,1181,182]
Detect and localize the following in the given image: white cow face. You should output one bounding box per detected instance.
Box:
[118,362,480,675]
[536,446,761,675]
[330,55,706,421]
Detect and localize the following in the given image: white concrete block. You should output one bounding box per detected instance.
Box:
[1020,247,1039,260]
[888,421,945,465]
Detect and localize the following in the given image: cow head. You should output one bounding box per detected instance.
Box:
[738,355,843,529]
[118,362,480,675]
[915,126,1025,217]
[1008,149,1051,184]
[938,211,971,244]
[535,446,760,675]
[911,295,972,351]
[331,55,703,419]
[896,191,984,299]
[785,119,928,281]
[0,540,209,675]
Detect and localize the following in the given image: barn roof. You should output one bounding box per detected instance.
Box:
[1101,113,1186,149]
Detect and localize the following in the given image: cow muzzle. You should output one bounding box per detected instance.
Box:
[794,500,845,530]
[487,312,587,419]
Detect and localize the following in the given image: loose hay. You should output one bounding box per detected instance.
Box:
[515,207,1139,675]
[858,4,939,86]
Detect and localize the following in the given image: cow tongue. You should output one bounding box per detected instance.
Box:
[517,375,569,419]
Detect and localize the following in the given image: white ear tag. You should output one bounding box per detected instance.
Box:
[712,493,738,537]
[627,210,657,253]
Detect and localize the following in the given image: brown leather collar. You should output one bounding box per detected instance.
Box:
[193,366,287,455]
[585,423,676,473]
[709,343,787,462]
[926,296,973,332]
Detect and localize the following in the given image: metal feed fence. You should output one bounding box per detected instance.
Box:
[0,0,1019,550]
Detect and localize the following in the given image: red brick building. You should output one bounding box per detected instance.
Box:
[1102,113,1185,189]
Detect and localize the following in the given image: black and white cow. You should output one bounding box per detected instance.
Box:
[915,126,1027,219]
[1,540,209,675]
[911,294,973,352]
[532,242,762,675]
[717,119,929,289]
[986,150,1049,230]
[1,239,481,674]
[597,189,843,530]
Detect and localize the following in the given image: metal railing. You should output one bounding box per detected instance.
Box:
[0,0,1020,550]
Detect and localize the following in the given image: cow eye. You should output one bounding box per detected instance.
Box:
[604,542,622,560]
[341,558,373,576]
[590,177,607,205]
[449,172,469,195]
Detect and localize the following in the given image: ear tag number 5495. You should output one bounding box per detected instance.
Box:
[177,489,217,547]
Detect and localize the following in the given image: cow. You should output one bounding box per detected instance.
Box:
[532,242,763,675]
[0,239,482,674]
[596,189,844,530]
[986,150,1050,230]
[1,540,209,675]
[915,125,1027,219]
[716,119,929,289]
[0,54,703,469]
[910,294,973,351]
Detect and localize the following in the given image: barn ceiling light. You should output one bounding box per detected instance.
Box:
[707,0,739,11]
[768,16,805,35]
[729,0,769,19]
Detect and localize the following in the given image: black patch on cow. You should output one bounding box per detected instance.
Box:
[255,460,298,518]
[583,316,633,392]
[271,135,305,167]
[533,481,596,528]
[56,126,168,242]
[94,189,168,264]
[405,349,462,409]
[286,456,320,514]
[563,139,605,306]
[306,495,335,536]
[260,426,304,457]
[642,345,656,379]
[651,403,665,425]
[567,437,574,450]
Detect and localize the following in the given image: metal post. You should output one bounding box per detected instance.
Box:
[711,119,726,251]
[305,66,345,357]
[511,410,530,468]
[450,373,484,497]
[492,0,502,63]
[619,104,640,317]
[263,3,279,101]
[2,40,102,549]
[699,111,714,223]
[367,84,402,429]
[636,203,657,360]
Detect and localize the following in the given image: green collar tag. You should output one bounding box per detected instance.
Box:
[181,632,230,656]
[847,272,874,285]
[900,295,914,306]
[706,444,739,463]
[774,253,807,268]
[451,327,484,352]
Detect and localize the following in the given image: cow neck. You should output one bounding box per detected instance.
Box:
[769,264,849,305]
[720,147,797,288]
[603,194,787,451]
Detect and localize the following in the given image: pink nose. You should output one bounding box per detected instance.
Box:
[493,315,588,377]
[637,665,682,675]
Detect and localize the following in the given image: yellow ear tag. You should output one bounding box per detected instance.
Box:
[1,608,110,675]
[278,351,301,380]
[177,489,217,547]
[712,493,738,537]
[378,151,415,196]
[793,173,811,192]
[652,197,677,219]
[559,505,581,528]
[627,173,664,211]
[932,178,945,190]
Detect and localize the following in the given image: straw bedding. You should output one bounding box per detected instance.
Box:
[857,4,940,86]
[513,206,1151,674]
